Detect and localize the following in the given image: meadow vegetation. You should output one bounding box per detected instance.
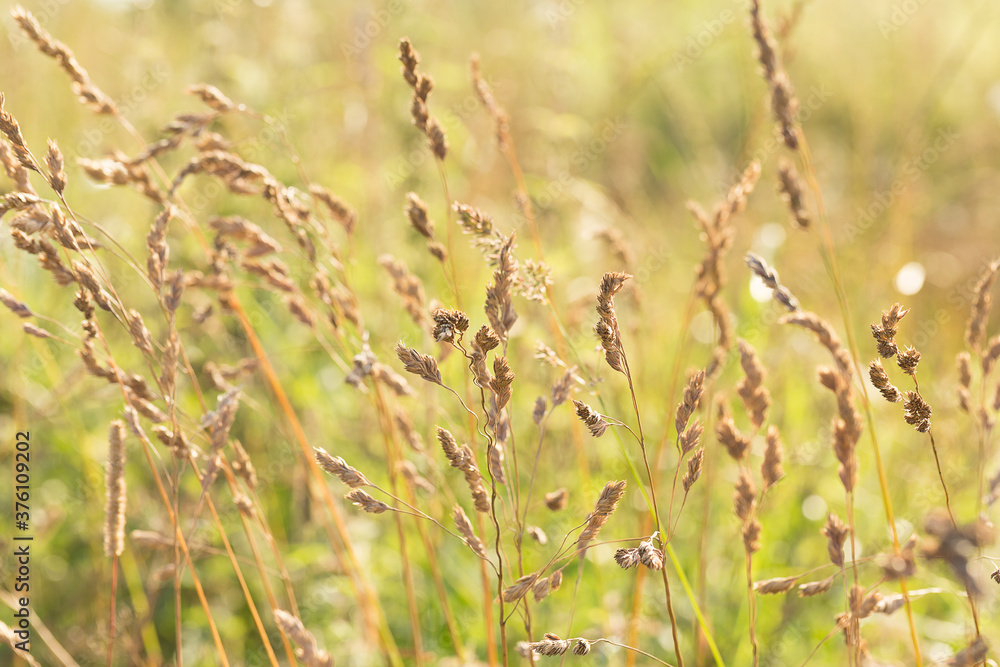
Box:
[1,1,1000,665]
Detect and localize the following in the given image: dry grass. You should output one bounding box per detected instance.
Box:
[2,2,1000,667]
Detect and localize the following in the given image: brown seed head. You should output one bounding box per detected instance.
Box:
[545,487,569,511]
[502,573,539,603]
[734,469,757,522]
[397,38,420,87]
[743,519,762,554]
[638,539,664,570]
[345,489,391,514]
[310,184,356,235]
[614,547,640,569]
[782,311,853,382]
[315,448,369,488]
[404,191,433,239]
[104,420,127,558]
[573,399,610,438]
[489,356,514,411]
[186,83,234,112]
[453,202,494,236]
[736,338,770,431]
[868,359,902,403]
[0,92,38,171]
[798,576,835,597]
[754,576,798,595]
[965,258,1000,352]
[272,609,333,667]
[679,420,704,455]
[45,139,65,194]
[426,117,448,160]
[431,308,470,343]
[745,252,800,312]
[822,513,849,568]
[896,346,921,375]
[683,448,704,492]
[675,369,705,435]
[902,391,932,433]
[717,414,750,461]
[529,634,572,656]
[578,480,626,548]
[452,504,487,559]
[776,158,809,228]
[0,288,32,318]
[395,341,442,385]
[761,425,784,489]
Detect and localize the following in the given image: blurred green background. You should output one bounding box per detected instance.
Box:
[2,0,1000,665]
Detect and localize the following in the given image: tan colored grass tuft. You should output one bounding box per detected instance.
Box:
[745,252,799,312]
[761,425,784,489]
[683,448,704,492]
[21,322,51,339]
[104,420,127,558]
[965,258,1000,352]
[776,158,809,227]
[690,162,761,376]
[870,302,909,359]
[753,576,798,595]
[733,469,757,523]
[12,7,116,115]
[398,37,448,160]
[470,53,510,151]
[902,391,932,433]
[484,234,519,341]
[44,139,66,194]
[273,609,333,667]
[868,359,903,403]
[432,307,469,343]
[749,0,799,149]
[395,341,443,385]
[822,513,849,568]
[578,480,627,548]
[452,505,487,559]
[736,339,770,432]
[675,369,705,440]
[437,427,490,512]
[345,489,391,514]
[0,137,36,193]
[380,255,428,328]
[544,487,568,511]
[0,92,38,171]
[797,576,835,597]
[489,356,514,411]
[315,448,370,488]
[502,573,539,603]
[717,410,750,461]
[781,310,853,381]
[528,634,592,657]
[573,399,610,438]
[595,271,631,374]
[0,288,32,318]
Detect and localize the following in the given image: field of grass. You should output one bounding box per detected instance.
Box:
[2,1,1000,665]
